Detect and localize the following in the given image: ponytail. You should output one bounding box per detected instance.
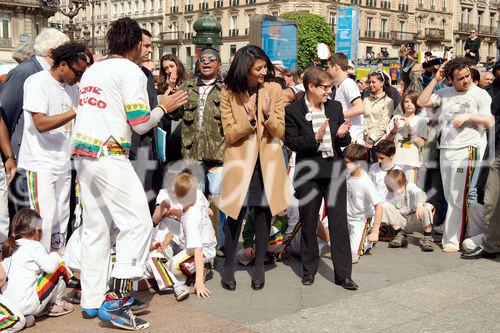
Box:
[2,208,41,259]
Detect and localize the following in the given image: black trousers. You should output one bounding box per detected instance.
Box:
[296,177,352,280]
[222,206,271,282]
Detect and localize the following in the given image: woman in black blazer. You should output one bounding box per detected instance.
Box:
[285,67,358,290]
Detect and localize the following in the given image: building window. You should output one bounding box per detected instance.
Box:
[230,44,237,56]
[1,17,9,39]
[367,17,373,31]
[478,11,483,28]
[329,12,336,32]
[429,18,435,29]
[231,15,237,29]
[399,21,405,32]
[171,47,177,56]
[271,11,278,17]
[440,20,446,30]
[381,19,387,33]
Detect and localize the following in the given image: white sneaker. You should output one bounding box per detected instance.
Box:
[461,238,476,252]
[174,284,190,302]
[25,315,35,328]
[352,256,359,264]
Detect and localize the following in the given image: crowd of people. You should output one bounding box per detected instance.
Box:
[0,16,498,332]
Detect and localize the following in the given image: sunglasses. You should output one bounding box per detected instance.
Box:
[200,56,219,63]
[370,69,387,82]
[68,63,86,79]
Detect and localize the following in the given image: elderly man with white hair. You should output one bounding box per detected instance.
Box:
[0,28,69,219]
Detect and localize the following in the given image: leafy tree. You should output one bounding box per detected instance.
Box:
[280,11,335,69]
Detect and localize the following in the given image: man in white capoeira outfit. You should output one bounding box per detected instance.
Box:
[417,58,494,253]
[72,17,187,330]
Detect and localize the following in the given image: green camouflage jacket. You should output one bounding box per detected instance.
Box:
[167,76,225,164]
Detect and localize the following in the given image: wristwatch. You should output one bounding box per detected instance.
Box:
[5,155,16,161]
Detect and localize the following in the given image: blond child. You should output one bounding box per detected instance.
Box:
[382,169,434,251]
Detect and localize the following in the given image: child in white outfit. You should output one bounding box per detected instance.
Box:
[344,144,383,263]
[1,209,73,322]
[148,172,216,302]
[0,264,27,332]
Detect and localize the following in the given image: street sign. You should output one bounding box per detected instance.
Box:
[335,7,360,61]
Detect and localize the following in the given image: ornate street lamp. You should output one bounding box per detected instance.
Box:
[42,0,87,41]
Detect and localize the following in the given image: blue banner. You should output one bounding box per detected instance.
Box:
[261,18,298,70]
[335,7,360,61]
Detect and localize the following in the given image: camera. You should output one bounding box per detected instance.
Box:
[422,58,444,69]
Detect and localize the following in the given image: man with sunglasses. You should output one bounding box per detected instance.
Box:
[18,41,91,253]
[465,29,481,65]
[165,47,227,254]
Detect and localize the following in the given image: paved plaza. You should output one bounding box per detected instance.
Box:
[26,234,500,332]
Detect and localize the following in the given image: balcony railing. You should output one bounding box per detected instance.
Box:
[390,31,417,44]
[379,31,390,39]
[366,0,376,6]
[160,31,184,44]
[199,2,209,10]
[185,32,193,40]
[351,0,360,4]
[170,6,178,13]
[364,30,376,38]
[229,0,239,5]
[457,22,499,36]
[398,3,408,11]
[0,38,12,48]
[425,28,445,41]
[229,28,239,37]
[245,0,255,4]
[214,0,223,8]
[185,4,193,11]
[380,0,390,9]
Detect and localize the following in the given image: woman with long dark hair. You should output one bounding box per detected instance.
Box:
[363,70,394,149]
[158,54,190,94]
[218,45,290,291]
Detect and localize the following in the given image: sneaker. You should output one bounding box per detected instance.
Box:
[173,284,190,302]
[216,248,225,258]
[129,298,149,315]
[388,232,408,248]
[433,224,444,234]
[25,315,35,328]
[98,299,149,331]
[68,287,81,305]
[420,236,434,252]
[352,256,359,264]
[48,301,74,317]
[82,308,98,319]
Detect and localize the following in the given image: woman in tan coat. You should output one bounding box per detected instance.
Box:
[219,45,290,291]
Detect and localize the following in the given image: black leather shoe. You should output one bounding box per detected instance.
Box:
[301,274,315,286]
[335,278,358,290]
[221,279,236,291]
[461,246,497,260]
[251,279,265,290]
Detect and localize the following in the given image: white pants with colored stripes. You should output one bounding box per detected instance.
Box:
[0,159,9,245]
[75,156,153,309]
[26,170,71,253]
[440,146,480,250]
[0,294,26,332]
[33,278,66,316]
[348,216,373,261]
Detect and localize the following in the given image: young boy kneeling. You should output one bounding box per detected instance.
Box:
[168,172,217,301]
[383,169,434,252]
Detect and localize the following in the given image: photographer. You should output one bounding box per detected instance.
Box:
[400,43,417,93]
